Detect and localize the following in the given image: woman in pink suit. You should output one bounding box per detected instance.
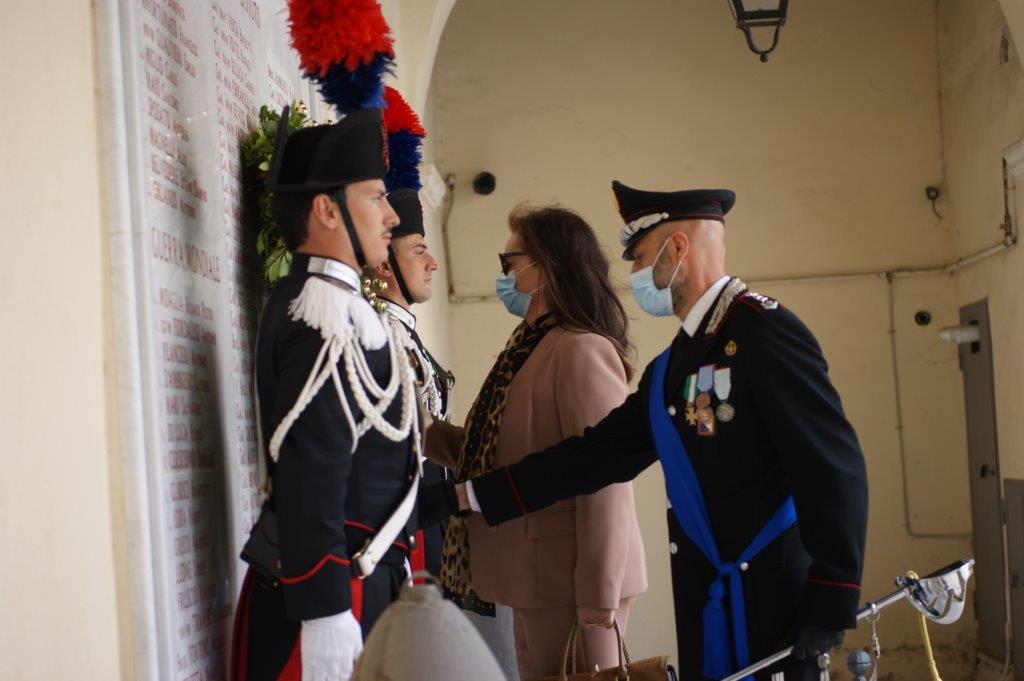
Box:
[428,205,647,678]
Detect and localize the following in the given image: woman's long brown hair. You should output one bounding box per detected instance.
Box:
[509,204,635,381]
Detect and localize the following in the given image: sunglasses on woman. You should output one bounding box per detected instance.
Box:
[498,250,528,275]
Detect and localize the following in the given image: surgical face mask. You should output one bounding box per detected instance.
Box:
[630,238,682,317]
[496,261,544,318]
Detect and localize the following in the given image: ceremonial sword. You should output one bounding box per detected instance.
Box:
[721,558,975,681]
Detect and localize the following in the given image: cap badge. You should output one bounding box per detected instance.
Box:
[620,212,670,245]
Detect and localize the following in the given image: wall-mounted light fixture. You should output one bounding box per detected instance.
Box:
[728,0,789,63]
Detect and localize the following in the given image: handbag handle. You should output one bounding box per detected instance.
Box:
[558,620,632,681]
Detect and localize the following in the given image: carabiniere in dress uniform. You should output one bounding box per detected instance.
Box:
[380,187,456,580]
[232,107,424,681]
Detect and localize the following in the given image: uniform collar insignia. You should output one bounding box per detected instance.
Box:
[382,298,417,330]
[304,255,361,293]
[704,277,749,337]
[742,290,779,311]
[662,277,750,401]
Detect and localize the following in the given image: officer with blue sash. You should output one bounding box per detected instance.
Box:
[449,182,869,680]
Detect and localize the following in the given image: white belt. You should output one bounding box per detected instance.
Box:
[351,471,420,578]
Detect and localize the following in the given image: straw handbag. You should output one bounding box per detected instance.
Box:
[527,621,677,681]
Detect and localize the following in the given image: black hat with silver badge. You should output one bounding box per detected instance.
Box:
[613,181,735,260]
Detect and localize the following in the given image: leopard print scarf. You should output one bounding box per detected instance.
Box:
[441,314,555,615]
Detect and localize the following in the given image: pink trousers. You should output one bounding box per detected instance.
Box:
[511,597,634,679]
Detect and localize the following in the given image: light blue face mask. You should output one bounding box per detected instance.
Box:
[496,261,543,318]
[630,237,682,317]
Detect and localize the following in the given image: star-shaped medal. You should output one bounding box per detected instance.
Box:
[685,404,698,426]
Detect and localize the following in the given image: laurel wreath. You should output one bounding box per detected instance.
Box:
[241,101,316,285]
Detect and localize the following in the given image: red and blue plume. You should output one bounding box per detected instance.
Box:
[382,87,425,191]
[313,54,393,113]
[382,86,426,136]
[288,0,394,76]
[385,130,423,191]
[289,0,395,115]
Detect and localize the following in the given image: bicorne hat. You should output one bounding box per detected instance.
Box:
[387,188,425,239]
[267,106,388,193]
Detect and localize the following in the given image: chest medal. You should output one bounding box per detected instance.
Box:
[696,365,717,436]
[684,404,698,426]
[714,367,734,422]
[681,364,736,435]
[682,374,699,425]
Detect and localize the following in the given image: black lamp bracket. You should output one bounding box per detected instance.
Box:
[740,22,784,63]
[729,0,789,63]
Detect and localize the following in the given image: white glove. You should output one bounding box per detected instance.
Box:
[301,610,363,681]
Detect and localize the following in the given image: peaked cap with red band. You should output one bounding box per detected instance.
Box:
[613,180,736,260]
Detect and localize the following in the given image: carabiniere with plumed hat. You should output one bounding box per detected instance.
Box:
[232,105,428,681]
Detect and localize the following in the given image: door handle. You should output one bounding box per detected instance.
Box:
[980,464,996,479]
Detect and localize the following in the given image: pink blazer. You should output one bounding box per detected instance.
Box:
[427,326,647,610]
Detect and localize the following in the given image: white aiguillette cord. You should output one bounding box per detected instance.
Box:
[269,275,409,459]
[265,269,422,578]
[386,309,444,423]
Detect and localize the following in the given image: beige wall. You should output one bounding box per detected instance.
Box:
[940,0,1024,484]
[432,0,1007,675]
[0,1,124,678]
[999,0,1024,70]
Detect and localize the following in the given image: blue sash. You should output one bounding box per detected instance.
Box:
[648,347,797,680]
